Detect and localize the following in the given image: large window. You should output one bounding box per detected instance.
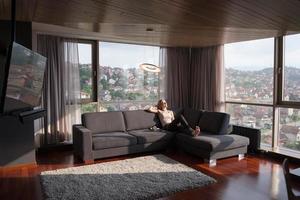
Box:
[225,34,300,157]
[98,42,161,111]
[225,38,274,146]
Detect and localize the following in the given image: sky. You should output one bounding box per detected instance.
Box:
[78,42,159,68]
[78,43,92,64]
[285,34,300,68]
[78,34,300,71]
[225,34,300,71]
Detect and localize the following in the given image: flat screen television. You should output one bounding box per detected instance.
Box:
[1,42,47,114]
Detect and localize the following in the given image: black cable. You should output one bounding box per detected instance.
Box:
[11,0,16,42]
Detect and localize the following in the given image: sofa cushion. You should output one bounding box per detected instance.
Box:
[123,110,160,130]
[198,112,230,135]
[129,129,174,144]
[92,132,137,150]
[183,108,203,129]
[82,112,126,134]
[176,132,249,152]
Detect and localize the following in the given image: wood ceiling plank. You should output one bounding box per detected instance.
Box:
[2,0,300,47]
[0,0,37,21]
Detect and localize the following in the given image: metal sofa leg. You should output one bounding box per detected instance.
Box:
[205,159,217,167]
[238,154,245,160]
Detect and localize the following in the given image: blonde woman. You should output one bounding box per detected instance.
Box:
[148,99,200,136]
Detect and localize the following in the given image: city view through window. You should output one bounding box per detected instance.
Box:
[77,42,161,113]
[98,42,161,111]
[225,35,300,152]
[78,43,93,101]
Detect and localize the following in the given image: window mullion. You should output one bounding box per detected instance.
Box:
[273,37,281,149]
[93,41,98,103]
[275,36,283,106]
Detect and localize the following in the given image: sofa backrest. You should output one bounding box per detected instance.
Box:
[82,111,126,134]
[123,110,159,131]
[169,107,184,117]
[183,107,203,129]
[198,111,230,135]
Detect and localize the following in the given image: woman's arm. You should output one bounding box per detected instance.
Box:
[148,106,159,113]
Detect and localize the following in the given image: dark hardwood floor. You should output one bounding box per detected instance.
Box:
[1,149,299,200]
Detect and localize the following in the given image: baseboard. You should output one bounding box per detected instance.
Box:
[257,149,300,164]
[0,162,37,170]
[37,142,73,153]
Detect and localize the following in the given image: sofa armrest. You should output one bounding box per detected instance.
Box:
[231,125,261,154]
[73,124,93,161]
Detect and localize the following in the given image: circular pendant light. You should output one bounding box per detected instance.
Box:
[139,63,161,73]
[139,28,160,73]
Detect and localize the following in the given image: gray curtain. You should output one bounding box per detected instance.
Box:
[163,47,190,108]
[161,45,224,112]
[37,35,81,145]
[190,45,224,111]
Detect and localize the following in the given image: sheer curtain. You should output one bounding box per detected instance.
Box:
[37,35,81,145]
[159,48,167,100]
[215,45,225,112]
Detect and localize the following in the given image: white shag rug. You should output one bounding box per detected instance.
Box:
[40,154,216,200]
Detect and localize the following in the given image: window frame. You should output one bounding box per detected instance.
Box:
[277,34,300,108]
[224,38,275,106]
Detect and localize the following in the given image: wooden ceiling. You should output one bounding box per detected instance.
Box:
[1,0,300,47]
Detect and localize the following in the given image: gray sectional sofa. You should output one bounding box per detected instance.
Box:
[73,108,260,166]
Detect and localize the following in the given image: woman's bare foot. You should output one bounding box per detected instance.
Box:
[193,126,201,136]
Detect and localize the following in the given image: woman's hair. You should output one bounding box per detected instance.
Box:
[157,99,167,110]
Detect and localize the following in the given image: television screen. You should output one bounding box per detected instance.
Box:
[3,42,46,113]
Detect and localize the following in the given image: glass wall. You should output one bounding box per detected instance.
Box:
[225,38,274,146]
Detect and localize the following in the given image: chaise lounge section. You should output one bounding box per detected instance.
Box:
[176,109,250,166]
